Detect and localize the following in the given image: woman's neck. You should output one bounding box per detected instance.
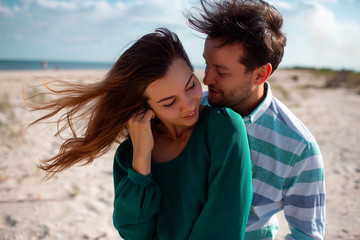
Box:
[154,123,193,142]
[152,106,203,141]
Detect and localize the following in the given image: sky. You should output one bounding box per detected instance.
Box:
[0,0,360,71]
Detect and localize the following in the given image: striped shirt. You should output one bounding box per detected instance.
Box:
[201,82,325,240]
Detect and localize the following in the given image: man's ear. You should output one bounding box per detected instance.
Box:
[254,63,272,85]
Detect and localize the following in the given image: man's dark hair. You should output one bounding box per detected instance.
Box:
[186,0,287,73]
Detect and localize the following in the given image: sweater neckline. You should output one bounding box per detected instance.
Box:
[151,105,210,167]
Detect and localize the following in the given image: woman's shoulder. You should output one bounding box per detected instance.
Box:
[201,105,244,127]
[199,106,247,139]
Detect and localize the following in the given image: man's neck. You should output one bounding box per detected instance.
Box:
[232,84,266,117]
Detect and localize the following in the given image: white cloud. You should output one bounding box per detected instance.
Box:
[29,0,189,30]
[0,3,14,17]
[0,0,199,62]
[34,0,127,13]
[281,1,360,70]
[268,0,294,10]
[18,0,33,11]
[36,0,78,10]
[4,0,357,70]
[313,0,338,3]
[14,34,24,40]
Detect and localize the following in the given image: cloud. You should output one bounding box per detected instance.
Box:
[29,0,191,25]
[0,3,14,17]
[24,0,190,36]
[14,34,24,40]
[3,0,357,70]
[279,1,360,70]
[314,0,338,3]
[36,0,79,10]
[268,0,294,10]
[0,0,202,62]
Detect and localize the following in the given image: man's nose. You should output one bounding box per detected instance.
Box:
[203,68,216,85]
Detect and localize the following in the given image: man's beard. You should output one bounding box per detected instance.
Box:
[207,85,253,109]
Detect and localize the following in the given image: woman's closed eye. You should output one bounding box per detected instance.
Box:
[187,81,195,90]
[161,77,196,108]
[163,99,175,107]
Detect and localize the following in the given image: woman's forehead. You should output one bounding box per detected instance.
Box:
[145,59,193,100]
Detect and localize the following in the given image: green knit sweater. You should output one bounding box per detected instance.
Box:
[113,106,252,240]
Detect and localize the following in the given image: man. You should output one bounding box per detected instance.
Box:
[186,0,325,239]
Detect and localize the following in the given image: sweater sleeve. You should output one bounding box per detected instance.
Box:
[188,108,253,240]
[283,142,325,240]
[112,140,161,240]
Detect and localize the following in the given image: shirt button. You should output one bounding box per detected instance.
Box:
[141,179,148,184]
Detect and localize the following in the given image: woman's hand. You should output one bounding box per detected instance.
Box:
[127,109,155,176]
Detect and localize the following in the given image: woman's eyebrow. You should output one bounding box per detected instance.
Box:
[156,73,194,103]
[185,73,194,88]
[156,95,174,103]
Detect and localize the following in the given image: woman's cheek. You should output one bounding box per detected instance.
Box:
[156,108,177,122]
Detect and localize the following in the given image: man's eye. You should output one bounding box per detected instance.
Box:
[217,71,227,77]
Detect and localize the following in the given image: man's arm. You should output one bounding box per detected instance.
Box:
[283,142,325,240]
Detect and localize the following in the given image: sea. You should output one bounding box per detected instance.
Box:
[0,59,205,71]
[0,59,114,71]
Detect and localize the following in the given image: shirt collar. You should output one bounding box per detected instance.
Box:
[243,82,272,124]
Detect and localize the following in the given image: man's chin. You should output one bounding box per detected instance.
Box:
[208,98,224,107]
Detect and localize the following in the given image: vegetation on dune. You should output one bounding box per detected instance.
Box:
[0,95,20,147]
[283,67,360,93]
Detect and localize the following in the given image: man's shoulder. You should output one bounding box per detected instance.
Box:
[251,96,323,170]
[262,96,316,144]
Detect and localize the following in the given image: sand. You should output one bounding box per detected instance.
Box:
[0,69,359,240]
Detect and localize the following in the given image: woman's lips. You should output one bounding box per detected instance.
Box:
[183,110,196,120]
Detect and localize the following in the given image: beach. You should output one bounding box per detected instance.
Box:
[0,69,359,239]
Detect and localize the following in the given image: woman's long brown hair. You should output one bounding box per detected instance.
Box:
[26,28,193,178]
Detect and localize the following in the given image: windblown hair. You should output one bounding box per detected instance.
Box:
[186,0,286,73]
[26,28,193,177]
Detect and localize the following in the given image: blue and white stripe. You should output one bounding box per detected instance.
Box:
[202,82,325,239]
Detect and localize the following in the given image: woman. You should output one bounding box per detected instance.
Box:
[27,28,252,239]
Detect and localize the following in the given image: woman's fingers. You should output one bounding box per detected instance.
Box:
[127,109,155,150]
[143,109,155,121]
[128,109,154,124]
[127,109,155,176]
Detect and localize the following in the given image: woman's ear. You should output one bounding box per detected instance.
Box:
[254,63,272,85]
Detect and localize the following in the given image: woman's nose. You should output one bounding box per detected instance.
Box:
[181,96,195,112]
